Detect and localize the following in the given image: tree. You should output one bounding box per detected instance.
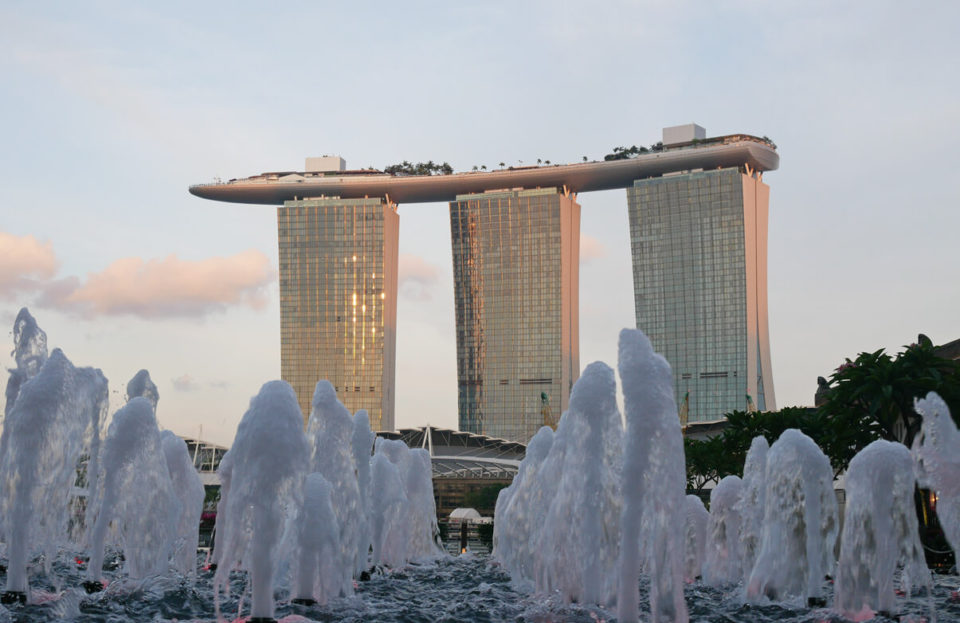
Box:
[582,156,588,162]
[819,337,960,453]
[685,337,960,491]
[384,160,454,176]
[685,435,738,495]
[499,162,505,169]
[685,400,884,491]
[464,483,508,515]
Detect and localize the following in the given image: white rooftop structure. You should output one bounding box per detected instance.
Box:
[662,123,706,145]
[449,507,482,521]
[305,155,346,172]
[377,425,526,479]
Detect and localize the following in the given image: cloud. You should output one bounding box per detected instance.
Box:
[0,232,58,300]
[172,374,198,392]
[580,234,607,264]
[398,254,440,301]
[40,250,275,318]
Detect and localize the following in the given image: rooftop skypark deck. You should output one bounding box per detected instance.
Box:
[189,134,778,205]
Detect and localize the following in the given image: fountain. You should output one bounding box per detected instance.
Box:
[293,472,340,606]
[834,439,930,620]
[914,391,960,557]
[746,428,838,605]
[703,475,744,587]
[534,362,623,605]
[373,438,444,561]
[351,409,376,575]
[1,311,957,622]
[0,310,107,602]
[735,435,769,583]
[211,380,308,622]
[369,449,409,567]
[305,380,364,597]
[4,307,48,418]
[492,425,554,581]
[86,396,180,586]
[617,328,688,623]
[160,430,205,576]
[683,495,708,582]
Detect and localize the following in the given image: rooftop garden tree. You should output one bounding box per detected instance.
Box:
[384,160,454,176]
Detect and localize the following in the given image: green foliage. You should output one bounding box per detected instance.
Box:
[820,337,960,451]
[684,337,960,491]
[685,406,837,492]
[603,142,664,160]
[384,160,454,176]
[463,483,508,514]
[203,485,221,510]
[684,435,738,495]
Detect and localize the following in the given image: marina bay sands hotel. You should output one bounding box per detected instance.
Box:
[190,124,779,442]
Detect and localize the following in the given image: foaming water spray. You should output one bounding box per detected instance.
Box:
[0,310,107,603]
[305,381,364,597]
[86,394,180,587]
[160,430,205,576]
[746,429,838,605]
[683,495,708,582]
[914,392,960,559]
[835,440,930,620]
[616,329,688,623]
[703,475,744,587]
[212,381,308,622]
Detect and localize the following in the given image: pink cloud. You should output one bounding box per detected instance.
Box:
[42,250,275,318]
[0,232,58,300]
[398,254,440,301]
[580,234,607,264]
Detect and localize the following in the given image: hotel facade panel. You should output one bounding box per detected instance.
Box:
[450,188,580,443]
[627,167,776,423]
[277,197,399,431]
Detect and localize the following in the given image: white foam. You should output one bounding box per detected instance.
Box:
[160,431,205,576]
[835,440,929,618]
[703,475,744,587]
[212,380,308,620]
[746,429,838,602]
[617,329,688,623]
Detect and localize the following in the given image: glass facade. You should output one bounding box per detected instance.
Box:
[627,167,775,423]
[449,188,580,443]
[278,197,398,431]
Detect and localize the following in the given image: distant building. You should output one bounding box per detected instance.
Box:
[278,196,399,431]
[378,425,525,518]
[181,437,228,487]
[934,337,960,361]
[627,125,776,422]
[450,188,580,443]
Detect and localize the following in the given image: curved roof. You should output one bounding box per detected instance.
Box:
[189,135,778,205]
[449,508,482,520]
[377,425,526,479]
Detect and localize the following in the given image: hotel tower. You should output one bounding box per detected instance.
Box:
[450,188,580,442]
[627,125,776,422]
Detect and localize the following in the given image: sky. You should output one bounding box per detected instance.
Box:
[1,2,958,447]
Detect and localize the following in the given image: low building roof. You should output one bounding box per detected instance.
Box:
[378,425,526,479]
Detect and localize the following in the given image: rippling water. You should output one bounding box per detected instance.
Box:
[1,551,957,622]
